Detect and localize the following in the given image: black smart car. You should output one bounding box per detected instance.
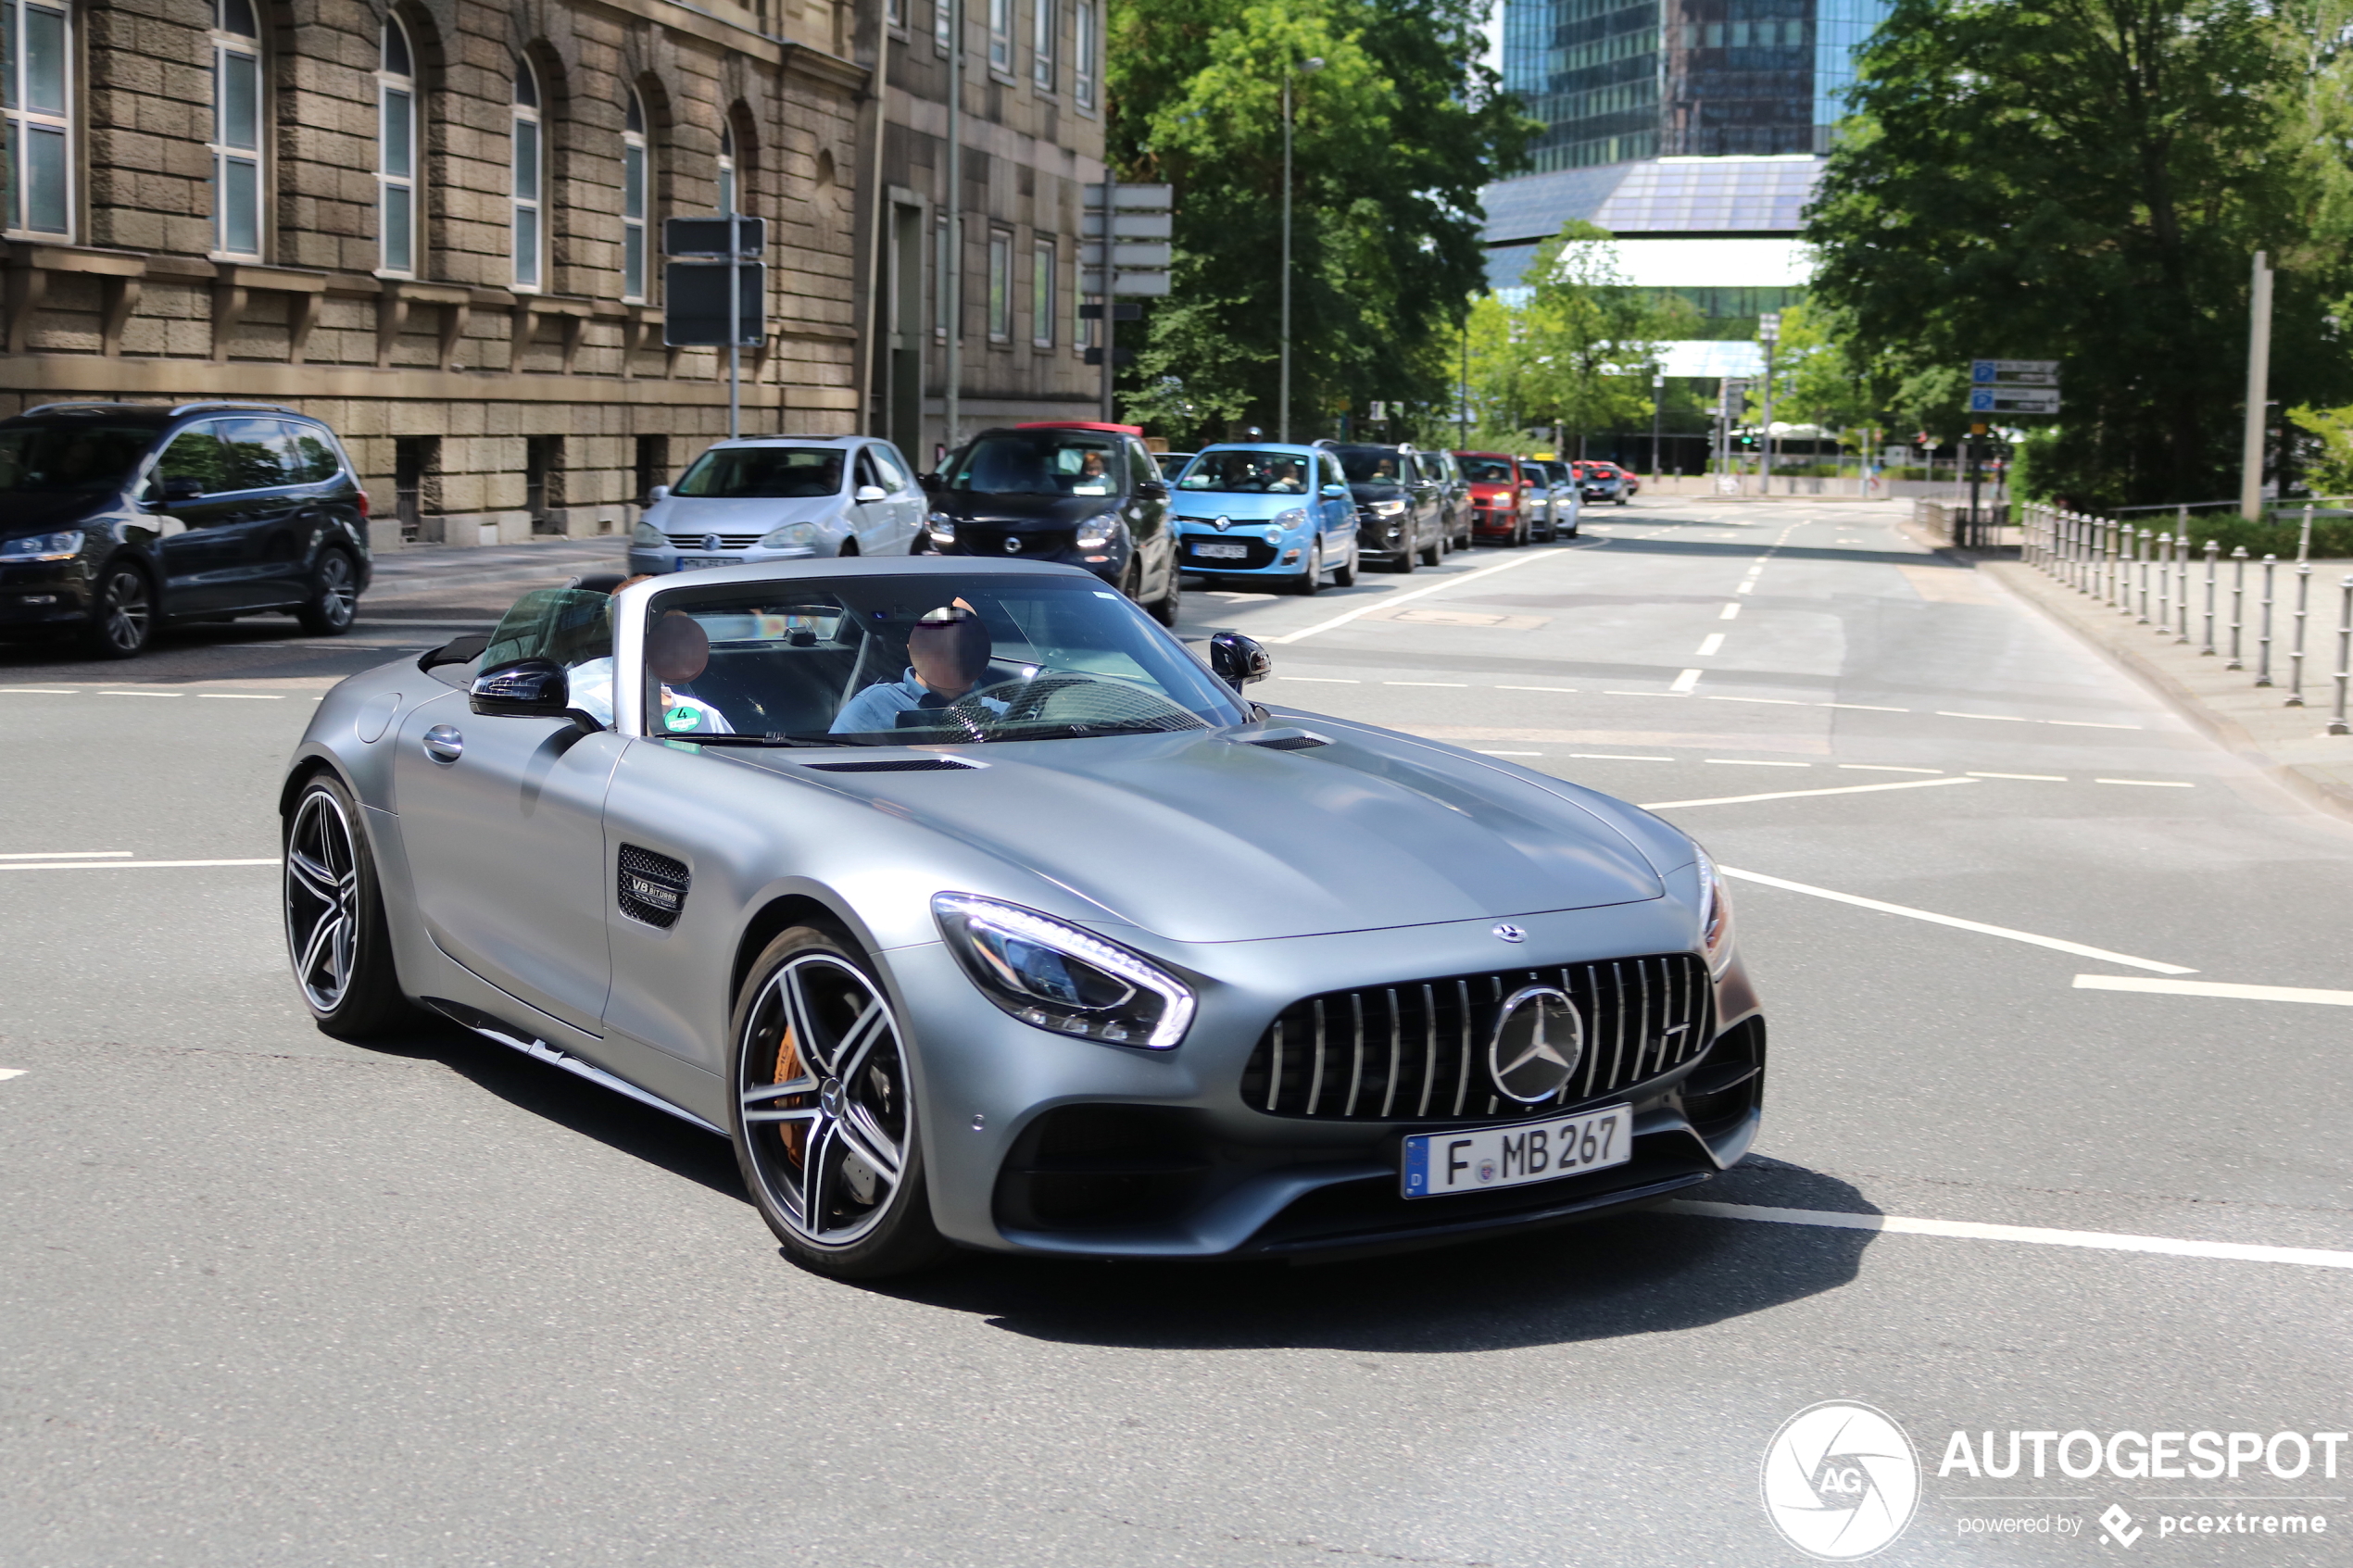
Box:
[0,400,371,659]
[921,421,1180,625]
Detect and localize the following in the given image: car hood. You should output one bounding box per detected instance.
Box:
[729,723,1667,942]
[1,490,115,533]
[930,492,1125,531]
[648,495,846,533]
[1347,482,1408,502]
[1170,495,1304,522]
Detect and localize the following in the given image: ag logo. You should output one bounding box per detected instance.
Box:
[1760,1401,1919,1560]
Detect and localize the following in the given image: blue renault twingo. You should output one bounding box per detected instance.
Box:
[1167,442,1361,595]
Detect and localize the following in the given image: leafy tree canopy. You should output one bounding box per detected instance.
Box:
[1804,0,2353,508]
[1108,0,1532,446]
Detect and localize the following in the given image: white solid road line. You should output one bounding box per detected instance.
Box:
[1969,771,2067,782]
[2098,777,2196,788]
[0,850,132,859]
[199,692,287,700]
[0,1068,23,1081]
[1719,864,2197,974]
[2073,974,2353,1006]
[98,689,182,697]
[0,858,278,872]
[1271,549,1564,643]
[1574,753,1674,761]
[1665,1200,2353,1271]
[0,687,79,694]
[1840,763,1942,773]
[1641,776,1977,809]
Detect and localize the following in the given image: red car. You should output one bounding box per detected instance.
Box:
[1451,450,1536,546]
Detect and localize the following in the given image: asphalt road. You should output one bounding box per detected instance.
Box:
[4,503,2349,1566]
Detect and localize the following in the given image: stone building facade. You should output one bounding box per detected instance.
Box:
[1,0,868,545]
[852,0,1108,467]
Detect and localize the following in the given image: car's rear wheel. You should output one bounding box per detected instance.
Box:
[296,549,359,635]
[82,560,155,659]
[1330,543,1358,587]
[283,771,421,1040]
[1290,543,1324,596]
[1419,523,1444,567]
[1147,560,1182,626]
[731,926,951,1279]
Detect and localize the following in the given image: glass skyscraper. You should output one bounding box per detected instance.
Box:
[1504,0,1892,172]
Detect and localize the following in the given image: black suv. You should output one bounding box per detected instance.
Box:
[1330,443,1446,571]
[0,400,371,659]
[922,421,1180,624]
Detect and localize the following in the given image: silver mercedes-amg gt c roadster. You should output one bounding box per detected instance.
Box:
[279,558,1765,1276]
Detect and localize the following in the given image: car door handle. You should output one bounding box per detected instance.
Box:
[422,724,464,764]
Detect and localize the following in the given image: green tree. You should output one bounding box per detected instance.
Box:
[1108,0,1531,445]
[1463,222,1685,450]
[1805,0,2353,508]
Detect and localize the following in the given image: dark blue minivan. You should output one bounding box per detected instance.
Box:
[0,400,371,659]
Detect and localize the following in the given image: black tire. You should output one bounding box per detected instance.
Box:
[296,549,359,635]
[1390,536,1416,573]
[1147,559,1182,626]
[1418,524,1444,567]
[283,771,425,1040]
[1290,544,1324,596]
[82,559,155,659]
[1331,545,1358,588]
[729,925,952,1280]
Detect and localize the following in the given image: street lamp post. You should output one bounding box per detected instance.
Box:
[1278,56,1323,444]
[1757,311,1780,495]
[1650,369,1664,484]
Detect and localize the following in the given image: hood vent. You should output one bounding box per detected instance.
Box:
[803,758,984,773]
[1233,728,1330,752]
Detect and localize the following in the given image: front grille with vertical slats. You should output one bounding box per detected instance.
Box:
[1238,954,1713,1122]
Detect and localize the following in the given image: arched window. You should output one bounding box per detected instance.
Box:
[210,0,263,257]
[377,19,417,276]
[622,89,647,302]
[717,121,736,216]
[4,0,72,236]
[511,57,543,291]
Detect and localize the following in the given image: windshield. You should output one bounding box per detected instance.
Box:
[0,422,155,495]
[674,447,846,499]
[1176,449,1315,495]
[1459,457,1518,483]
[637,574,1249,744]
[1334,447,1407,485]
[946,431,1122,496]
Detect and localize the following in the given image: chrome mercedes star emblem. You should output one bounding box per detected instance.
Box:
[1002,536,1023,554]
[1214,515,1232,532]
[1488,985,1584,1103]
[1492,922,1526,943]
[701,533,721,553]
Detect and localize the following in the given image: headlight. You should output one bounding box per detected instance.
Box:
[631,520,663,547]
[0,530,82,561]
[1076,514,1122,549]
[933,892,1196,1048]
[926,511,956,542]
[1272,508,1307,532]
[760,521,819,549]
[1369,499,1406,517]
[1694,847,1733,972]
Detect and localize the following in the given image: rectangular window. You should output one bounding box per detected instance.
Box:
[987,230,1011,342]
[988,0,1012,71]
[934,0,951,53]
[933,215,949,339]
[512,116,542,289]
[887,0,904,27]
[5,1,71,236]
[378,87,413,273]
[212,43,262,256]
[1031,238,1054,347]
[1032,0,1055,90]
[1073,1,1096,109]
[623,142,647,301]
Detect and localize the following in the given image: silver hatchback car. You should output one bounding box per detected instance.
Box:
[629,435,928,573]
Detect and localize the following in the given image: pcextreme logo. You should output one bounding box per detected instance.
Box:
[1761,1401,1923,1560]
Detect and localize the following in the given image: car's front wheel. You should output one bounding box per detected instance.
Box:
[82,560,155,659]
[730,926,951,1279]
[283,771,421,1040]
[1419,522,1444,567]
[296,549,359,635]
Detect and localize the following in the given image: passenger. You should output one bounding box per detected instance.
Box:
[1267,459,1305,494]
[831,603,1017,734]
[565,580,733,734]
[1071,449,1114,494]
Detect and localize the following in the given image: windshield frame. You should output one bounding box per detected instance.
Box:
[943,429,1126,497]
[609,569,1252,743]
[672,445,849,500]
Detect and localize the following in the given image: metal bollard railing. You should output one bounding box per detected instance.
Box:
[2286,561,2312,706]
[2333,576,2353,737]
[2256,556,2277,685]
[2156,533,2172,633]
[2202,539,2219,654]
[2137,530,2153,622]
[2228,546,2247,669]
[2108,515,2122,608]
[2174,528,2192,643]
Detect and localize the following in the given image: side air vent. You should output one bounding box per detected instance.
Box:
[1235,728,1329,751]
[803,758,984,773]
[617,845,690,928]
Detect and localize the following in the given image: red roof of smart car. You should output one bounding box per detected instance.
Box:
[1016,420,1145,435]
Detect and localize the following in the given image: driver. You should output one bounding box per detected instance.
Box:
[831,603,1019,734]
[1071,449,1114,494]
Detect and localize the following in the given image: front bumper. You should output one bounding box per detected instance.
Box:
[1174,529,1310,579]
[0,560,94,631]
[889,898,1764,1261]
[627,543,832,576]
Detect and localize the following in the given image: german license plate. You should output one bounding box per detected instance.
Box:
[676,555,733,571]
[1401,1104,1630,1198]
[1193,542,1250,559]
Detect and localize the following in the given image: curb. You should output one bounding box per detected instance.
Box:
[1972,558,2353,826]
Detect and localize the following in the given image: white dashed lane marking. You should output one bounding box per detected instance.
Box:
[1667,1201,2353,1271]
[2072,975,2353,1006]
[0,1069,25,1082]
[1639,776,1979,811]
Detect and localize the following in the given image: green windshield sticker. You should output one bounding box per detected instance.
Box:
[665,706,698,731]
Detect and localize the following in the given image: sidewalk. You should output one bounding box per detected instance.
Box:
[1980,553,2353,821]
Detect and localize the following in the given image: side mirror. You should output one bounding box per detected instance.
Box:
[854,483,888,503]
[471,657,572,719]
[1320,483,1347,498]
[648,484,670,504]
[1208,632,1271,692]
[1135,479,1169,500]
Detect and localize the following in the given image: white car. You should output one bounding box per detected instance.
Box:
[628,435,928,573]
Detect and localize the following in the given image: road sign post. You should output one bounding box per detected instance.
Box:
[1083,183,1173,423]
[665,217,766,438]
